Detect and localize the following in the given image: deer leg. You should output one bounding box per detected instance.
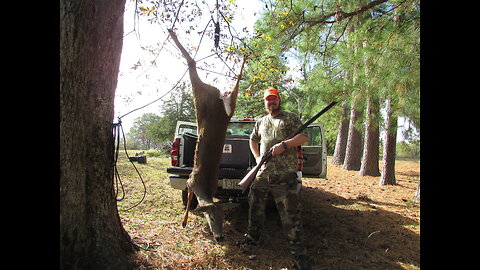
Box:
[221,56,246,117]
[182,186,194,227]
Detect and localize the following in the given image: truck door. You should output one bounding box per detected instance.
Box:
[302,124,327,178]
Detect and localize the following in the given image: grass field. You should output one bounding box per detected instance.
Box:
[115,151,420,269]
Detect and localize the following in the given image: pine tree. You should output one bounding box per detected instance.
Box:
[360,95,381,176]
[332,102,350,164]
[232,0,419,178]
[343,93,364,171]
[379,97,397,185]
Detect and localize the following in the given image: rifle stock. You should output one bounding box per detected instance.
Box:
[238,150,272,192]
[238,163,261,192]
[237,101,338,193]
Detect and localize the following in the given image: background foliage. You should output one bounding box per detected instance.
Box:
[124,0,420,157]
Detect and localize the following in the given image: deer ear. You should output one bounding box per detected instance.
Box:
[220,202,239,210]
[222,94,233,117]
[192,203,216,213]
[193,202,239,213]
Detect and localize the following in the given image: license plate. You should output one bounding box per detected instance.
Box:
[222,178,241,190]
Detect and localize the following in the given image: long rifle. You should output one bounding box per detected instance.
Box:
[238,101,338,192]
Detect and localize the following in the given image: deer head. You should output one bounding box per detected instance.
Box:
[193,202,238,241]
[193,203,225,241]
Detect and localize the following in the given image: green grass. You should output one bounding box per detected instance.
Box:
[114,150,235,268]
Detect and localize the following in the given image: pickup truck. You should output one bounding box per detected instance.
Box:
[166,118,327,209]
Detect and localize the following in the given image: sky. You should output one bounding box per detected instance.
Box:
[114,0,265,132]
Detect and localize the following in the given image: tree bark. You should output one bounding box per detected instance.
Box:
[379,98,398,185]
[413,178,420,202]
[343,95,363,171]
[359,96,380,176]
[60,0,134,269]
[332,102,350,165]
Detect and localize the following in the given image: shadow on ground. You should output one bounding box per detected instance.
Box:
[206,185,420,270]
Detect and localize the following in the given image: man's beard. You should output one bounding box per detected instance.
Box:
[266,100,282,114]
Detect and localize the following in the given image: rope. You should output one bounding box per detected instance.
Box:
[117,121,147,212]
[119,68,189,119]
[112,121,125,201]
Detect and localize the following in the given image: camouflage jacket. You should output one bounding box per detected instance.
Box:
[250,110,307,179]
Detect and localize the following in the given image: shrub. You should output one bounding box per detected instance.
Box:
[396,140,420,158]
[146,149,162,157]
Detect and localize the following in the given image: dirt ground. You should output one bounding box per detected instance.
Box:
[123,155,420,270]
[299,158,420,269]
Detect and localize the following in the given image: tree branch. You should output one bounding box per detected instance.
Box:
[275,0,390,52]
[305,0,389,26]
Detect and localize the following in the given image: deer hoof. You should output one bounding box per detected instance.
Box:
[215,236,225,242]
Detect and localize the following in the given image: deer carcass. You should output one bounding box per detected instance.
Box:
[168,29,245,241]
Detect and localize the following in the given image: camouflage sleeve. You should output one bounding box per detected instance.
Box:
[250,119,261,143]
[291,113,308,139]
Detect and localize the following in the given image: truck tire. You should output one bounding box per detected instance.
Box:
[182,189,198,210]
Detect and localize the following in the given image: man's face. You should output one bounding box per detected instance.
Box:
[264,95,281,114]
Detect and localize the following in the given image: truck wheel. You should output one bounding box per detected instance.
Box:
[182,189,198,210]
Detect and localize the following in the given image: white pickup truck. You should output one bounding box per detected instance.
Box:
[166,118,327,209]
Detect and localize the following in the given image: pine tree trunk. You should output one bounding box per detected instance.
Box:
[359,96,380,176]
[332,102,350,165]
[343,96,363,171]
[60,0,134,269]
[379,98,397,185]
[413,178,420,202]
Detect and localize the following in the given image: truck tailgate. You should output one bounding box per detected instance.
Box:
[167,167,249,179]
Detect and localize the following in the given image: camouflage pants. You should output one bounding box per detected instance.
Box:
[247,171,307,257]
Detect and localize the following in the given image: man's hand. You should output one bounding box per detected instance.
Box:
[271,134,308,157]
[271,142,286,156]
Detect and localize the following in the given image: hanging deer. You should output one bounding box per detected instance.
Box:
[168,29,246,241]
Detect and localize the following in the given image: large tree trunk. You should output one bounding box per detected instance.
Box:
[379,98,398,185]
[332,102,350,165]
[60,0,134,269]
[343,95,363,171]
[342,15,364,171]
[359,96,380,176]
